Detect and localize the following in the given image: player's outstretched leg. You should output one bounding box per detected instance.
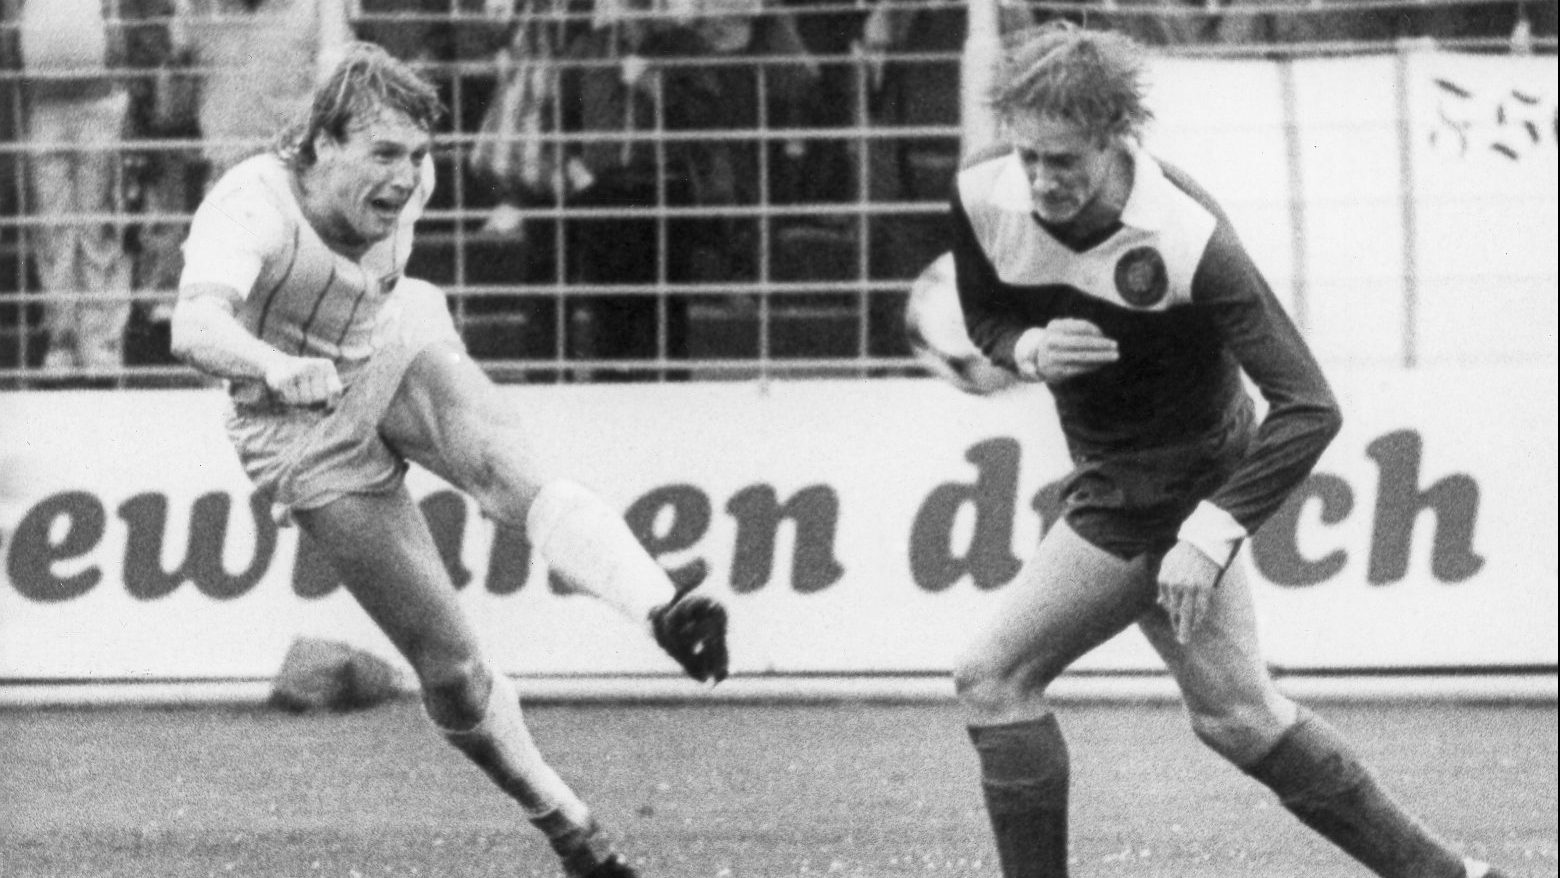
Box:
[1142,561,1502,878]
[1240,707,1494,878]
[380,344,731,684]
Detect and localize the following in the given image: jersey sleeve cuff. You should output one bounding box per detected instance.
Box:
[1176,501,1247,569]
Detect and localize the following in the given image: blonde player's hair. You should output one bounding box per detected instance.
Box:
[276,41,445,168]
[988,22,1153,143]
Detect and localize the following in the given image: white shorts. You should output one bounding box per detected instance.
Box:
[224,278,463,524]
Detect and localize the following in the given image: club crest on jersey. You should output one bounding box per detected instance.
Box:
[1114,246,1168,307]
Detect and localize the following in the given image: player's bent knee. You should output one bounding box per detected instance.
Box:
[1186,699,1291,765]
[420,657,492,731]
[953,654,1044,719]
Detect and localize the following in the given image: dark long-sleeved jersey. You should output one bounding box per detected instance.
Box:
[951,146,1342,540]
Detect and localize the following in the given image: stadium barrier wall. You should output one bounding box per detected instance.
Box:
[2,368,1555,700]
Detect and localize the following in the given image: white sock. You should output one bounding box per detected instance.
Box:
[1464,859,1491,878]
[437,671,590,827]
[526,480,675,631]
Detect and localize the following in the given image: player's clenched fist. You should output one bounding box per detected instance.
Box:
[265,356,343,409]
[1012,318,1119,383]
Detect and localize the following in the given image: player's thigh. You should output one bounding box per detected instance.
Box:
[295,484,482,670]
[1138,561,1295,755]
[956,518,1157,697]
[381,339,555,497]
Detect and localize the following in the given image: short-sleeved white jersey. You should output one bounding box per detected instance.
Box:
[180,152,434,360]
[180,152,435,407]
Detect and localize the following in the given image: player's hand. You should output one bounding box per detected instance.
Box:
[1013,319,1119,383]
[1157,540,1222,644]
[264,356,343,410]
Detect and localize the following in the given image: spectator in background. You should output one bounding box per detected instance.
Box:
[120,0,200,366]
[551,0,699,378]
[863,0,1035,281]
[1094,0,1220,46]
[13,0,134,374]
[1213,0,1393,48]
[774,0,867,206]
[356,0,516,67]
[355,0,446,64]
[469,0,566,237]
[538,0,818,378]
[173,0,353,188]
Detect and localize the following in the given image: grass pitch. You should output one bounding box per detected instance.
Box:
[1,700,1554,877]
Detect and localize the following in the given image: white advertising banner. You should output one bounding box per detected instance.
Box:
[1406,51,1559,366]
[1144,58,1295,314]
[2,370,1555,682]
[1143,51,1558,369]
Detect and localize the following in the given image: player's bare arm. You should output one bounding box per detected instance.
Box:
[170,283,343,408]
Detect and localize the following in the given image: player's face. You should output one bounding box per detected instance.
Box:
[311,106,431,247]
[1007,114,1117,226]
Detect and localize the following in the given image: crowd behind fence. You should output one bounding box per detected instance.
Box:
[0,0,1553,388]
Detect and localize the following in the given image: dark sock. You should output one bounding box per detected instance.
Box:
[968,714,1070,878]
[1243,708,1465,878]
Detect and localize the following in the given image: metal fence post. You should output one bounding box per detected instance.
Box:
[1395,37,1429,369]
[963,0,1001,161]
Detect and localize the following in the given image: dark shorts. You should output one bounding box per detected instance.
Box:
[1061,403,1255,561]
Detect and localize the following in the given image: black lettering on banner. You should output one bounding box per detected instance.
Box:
[0,427,1499,604]
[1367,429,1484,585]
[1252,473,1354,587]
[291,531,338,599]
[120,491,278,600]
[8,491,105,602]
[1031,479,1066,539]
[909,438,1023,592]
[485,525,531,596]
[726,484,845,594]
[120,495,183,600]
[188,492,278,599]
[1430,77,1557,161]
[421,491,472,590]
[627,484,712,593]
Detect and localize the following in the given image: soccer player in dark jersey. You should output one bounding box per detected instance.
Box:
[947,23,1509,878]
[169,43,728,878]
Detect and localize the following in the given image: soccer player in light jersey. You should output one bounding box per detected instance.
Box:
[169,43,728,878]
[946,23,1509,878]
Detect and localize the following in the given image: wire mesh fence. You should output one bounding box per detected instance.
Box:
[0,0,1552,387]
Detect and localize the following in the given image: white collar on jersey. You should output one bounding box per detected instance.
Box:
[989,144,1171,232]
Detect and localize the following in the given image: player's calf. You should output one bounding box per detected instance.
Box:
[1243,708,1470,878]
